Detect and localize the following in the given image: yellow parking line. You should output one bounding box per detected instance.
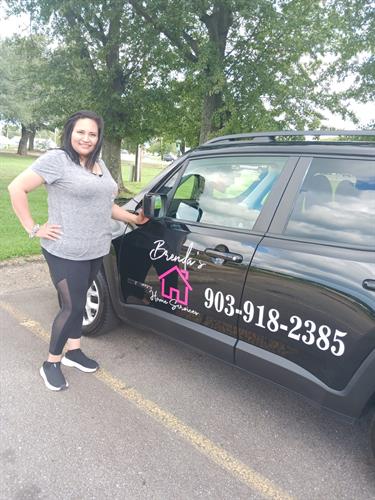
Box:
[0,300,293,500]
[0,301,50,342]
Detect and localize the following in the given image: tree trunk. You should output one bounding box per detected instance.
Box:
[199,91,224,144]
[198,4,233,144]
[28,126,36,151]
[134,145,142,182]
[100,7,131,193]
[17,124,30,156]
[102,137,130,193]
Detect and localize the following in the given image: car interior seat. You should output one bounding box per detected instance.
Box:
[304,174,333,210]
[335,179,357,200]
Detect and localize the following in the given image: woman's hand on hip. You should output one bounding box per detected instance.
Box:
[37,223,63,240]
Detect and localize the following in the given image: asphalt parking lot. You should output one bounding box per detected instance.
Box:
[1,258,375,500]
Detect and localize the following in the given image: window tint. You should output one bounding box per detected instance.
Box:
[285,157,375,247]
[166,156,288,230]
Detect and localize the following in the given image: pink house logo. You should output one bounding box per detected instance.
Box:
[159,266,193,306]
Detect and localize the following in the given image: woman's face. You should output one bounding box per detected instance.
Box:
[71,118,99,160]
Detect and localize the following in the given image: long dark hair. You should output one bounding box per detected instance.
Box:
[61,110,104,170]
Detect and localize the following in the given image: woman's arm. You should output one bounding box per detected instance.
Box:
[111,204,149,225]
[8,170,62,240]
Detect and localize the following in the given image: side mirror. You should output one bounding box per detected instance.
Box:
[143,193,167,219]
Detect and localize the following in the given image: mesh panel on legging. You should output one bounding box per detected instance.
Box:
[49,278,72,355]
[42,249,103,355]
[50,277,89,354]
[50,274,91,354]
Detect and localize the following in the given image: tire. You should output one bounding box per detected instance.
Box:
[82,270,119,337]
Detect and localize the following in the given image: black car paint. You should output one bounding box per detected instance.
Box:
[246,240,375,388]
[102,140,375,419]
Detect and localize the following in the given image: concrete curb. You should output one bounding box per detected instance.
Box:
[0,255,44,269]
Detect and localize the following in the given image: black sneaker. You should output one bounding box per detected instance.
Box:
[61,349,99,373]
[39,361,68,391]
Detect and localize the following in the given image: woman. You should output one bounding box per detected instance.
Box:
[8,110,148,391]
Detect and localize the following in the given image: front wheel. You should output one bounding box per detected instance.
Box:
[82,270,119,336]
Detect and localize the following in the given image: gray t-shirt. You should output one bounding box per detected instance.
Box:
[30,149,118,260]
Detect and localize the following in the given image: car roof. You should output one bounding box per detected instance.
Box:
[192,130,375,159]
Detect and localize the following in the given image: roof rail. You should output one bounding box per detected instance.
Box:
[203,130,375,145]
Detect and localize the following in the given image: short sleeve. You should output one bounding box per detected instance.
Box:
[100,158,118,198]
[29,149,65,184]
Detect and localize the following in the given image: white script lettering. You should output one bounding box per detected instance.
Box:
[149,239,206,269]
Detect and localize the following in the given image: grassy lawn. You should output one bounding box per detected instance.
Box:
[0,151,165,261]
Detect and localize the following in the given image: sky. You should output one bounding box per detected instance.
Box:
[1,8,374,130]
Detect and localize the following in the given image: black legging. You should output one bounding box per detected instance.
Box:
[42,248,103,355]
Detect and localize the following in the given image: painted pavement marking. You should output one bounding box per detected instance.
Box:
[0,300,294,500]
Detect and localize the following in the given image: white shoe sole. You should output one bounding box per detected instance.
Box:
[39,367,68,391]
[61,356,98,373]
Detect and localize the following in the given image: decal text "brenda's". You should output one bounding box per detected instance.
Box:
[149,240,206,269]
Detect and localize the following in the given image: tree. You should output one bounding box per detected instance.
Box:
[5,0,373,165]
[127,0,232,143]
[127,0,373,143]
[0,36,51,154]
[327,0,374,107]
[6,0,169,188]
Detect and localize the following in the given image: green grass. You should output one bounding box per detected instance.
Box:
[0,152,165,261]
[120,161,165,197]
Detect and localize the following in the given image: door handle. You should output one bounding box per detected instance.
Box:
[363,279,375,291]
[205,248,243,263]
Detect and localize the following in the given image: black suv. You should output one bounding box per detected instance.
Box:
[83,131,375,450]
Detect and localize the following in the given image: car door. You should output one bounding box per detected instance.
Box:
[117,153,297,362]
[235,155,375,411]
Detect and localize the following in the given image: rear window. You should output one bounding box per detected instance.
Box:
[284,157,375,247]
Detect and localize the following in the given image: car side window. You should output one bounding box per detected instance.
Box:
[166,156,288,230]
[285,157,375,247]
